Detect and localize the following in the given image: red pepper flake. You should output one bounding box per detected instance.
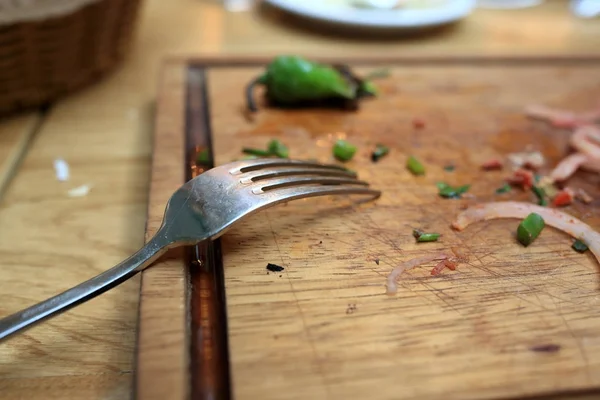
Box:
[412,118,426,129]
[480,159,503,171]
[430,260,457,276]
[507,168,534,190]
[553,188,574,207]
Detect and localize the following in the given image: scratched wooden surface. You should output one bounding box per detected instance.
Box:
[198,61,600,400]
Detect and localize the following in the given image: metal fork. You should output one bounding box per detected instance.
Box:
[0,158,380,342]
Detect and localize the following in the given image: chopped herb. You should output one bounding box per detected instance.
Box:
[371,144,389,162]
[333,139,357,162]
[266,263,285,272]
[413,229,441,243]
[495,184,512,194]
[438,183,471,199]
[407,155,425,175]
[243,147,271,157]
[517,212,545,247]
[196,149,210,164]
[572,239,588,253]
[531,185,548,206]
[444,165,455,172]
[360,81,378,96]
[268,139,289,158]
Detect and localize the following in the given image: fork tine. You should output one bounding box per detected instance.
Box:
[259,184,381,206]
[229,158,350,175]
[253,176,369,194]
[239,167,357,184]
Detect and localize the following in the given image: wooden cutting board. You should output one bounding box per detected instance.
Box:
[136,56,600,400]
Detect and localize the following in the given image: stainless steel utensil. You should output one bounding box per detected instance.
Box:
[0,158,380,342]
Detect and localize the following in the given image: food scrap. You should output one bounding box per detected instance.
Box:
[413,229,441,243]
[431,259,456,276]
[530,344,561,353]
[531,185,548,206]
[575,188,593,204]
[412,118,426,129]
[506,168,534,190]
[243,139,289,158]
[196,148,210,164]
[552,188,574,207]
[333,139,357,162]
[245,55,376,112]
[517,212,545,247]
[53,158,70,182]
[495,184,512,194]
[452,201,600,260]
[406,155,425,175]
[386,253,459,295]
[480,159,503,171]
[507,151,545,171]
[371,144,390,162]
[572,239,589,253]
[437,182,471,199]
[443,164,455,172]
[266,263,285,272]
[525,104,600,128]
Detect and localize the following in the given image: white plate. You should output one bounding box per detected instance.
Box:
[263,0,477,29]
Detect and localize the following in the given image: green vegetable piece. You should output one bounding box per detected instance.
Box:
[532,185,547,206]
[242,148,271,157]
[333,139,357,162]
[371,144,389,162]
[438,183,471,199]
[495,184,512,194]
[360,80,378,96]
[413,229,440,243]
[517,212,545,247]
[407,155,425,175]
[444,165,455,172]
[268,139,289,158]
[246,55,356,112]
[572,239,589,253]
[196,149,210,164]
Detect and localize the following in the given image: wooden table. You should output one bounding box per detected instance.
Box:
[0,1,598,399]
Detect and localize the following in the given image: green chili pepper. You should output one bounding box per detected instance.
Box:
[268,139,289,158]
[413,229,440,243]
[407,155,425,175]
[532,185,547,206]
[438,183,470,199]
[495,184,511,194]
[333,139,357,162]
[246,56,376,112]
[517,212,545,247]
[242,148,271,157]
[196,149,210,165]
[572,239,589,253]
[371,144,389,162]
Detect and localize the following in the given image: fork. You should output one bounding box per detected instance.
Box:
[0,158,380,342]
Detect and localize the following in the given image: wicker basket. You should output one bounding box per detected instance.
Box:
[0,0,143,116]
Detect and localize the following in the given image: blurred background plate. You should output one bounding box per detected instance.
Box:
[262,0,477,29]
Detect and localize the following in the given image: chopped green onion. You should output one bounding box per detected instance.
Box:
[333,139,357,162]
[241,155,259,160]
[438,183,471,199]
[517,212,545,247]
[243,148,271,157]
[268,139,289,158]
[443,165,455,172]
[495,184,512,194]
[196,149,210,164]
[532,185,547,206]
[407,155,425,175]
[572,239,589,253]
[371,144,389,162]
[413,229,440,243]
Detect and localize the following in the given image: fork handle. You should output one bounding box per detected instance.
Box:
[0,235,169,342]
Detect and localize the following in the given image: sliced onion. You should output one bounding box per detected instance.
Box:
[386,253,448,295]
[550,152,589,181]
[452,201,600,261]
[570,125,600,159]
